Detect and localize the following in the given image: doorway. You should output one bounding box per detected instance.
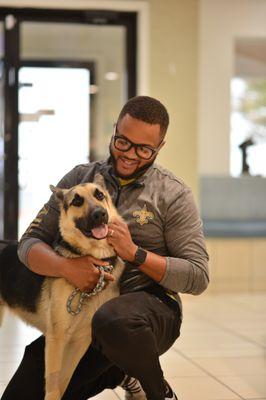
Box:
[0,8,137,239]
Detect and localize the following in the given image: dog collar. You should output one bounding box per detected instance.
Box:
[57,238,117,266]
[58,238,83,256]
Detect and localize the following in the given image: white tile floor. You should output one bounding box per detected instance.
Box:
[0,292,266,399]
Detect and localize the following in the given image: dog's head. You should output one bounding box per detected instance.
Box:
[50,174,121,251]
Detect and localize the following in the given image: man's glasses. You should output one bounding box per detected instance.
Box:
[113,124,162,160]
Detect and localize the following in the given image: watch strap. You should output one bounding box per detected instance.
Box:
[132,246,147,267]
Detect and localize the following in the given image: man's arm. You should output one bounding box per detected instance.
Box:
[26,241,114,291]
[107,187,209,295]
[161,187,209,295]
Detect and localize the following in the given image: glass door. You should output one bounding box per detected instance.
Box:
[18,66,90,236]
[18,20,127,237]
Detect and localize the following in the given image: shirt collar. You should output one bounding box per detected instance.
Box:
[99,157,155,187]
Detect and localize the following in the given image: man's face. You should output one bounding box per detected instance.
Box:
[110,114,164,178]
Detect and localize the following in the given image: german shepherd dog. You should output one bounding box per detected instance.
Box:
[0,175,125,400]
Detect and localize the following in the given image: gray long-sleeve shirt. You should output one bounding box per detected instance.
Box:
[18,159,209,313]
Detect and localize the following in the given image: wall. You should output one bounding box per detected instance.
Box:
[148,0,199,192]
[207,238,266,292]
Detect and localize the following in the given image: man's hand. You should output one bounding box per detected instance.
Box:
[107,218,138,262]
[60,256,114,292]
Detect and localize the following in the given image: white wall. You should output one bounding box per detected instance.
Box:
[198,0,266,176]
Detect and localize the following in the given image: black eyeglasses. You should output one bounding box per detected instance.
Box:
[113,124,162,160]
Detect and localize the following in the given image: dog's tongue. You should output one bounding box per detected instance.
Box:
[91,224,108,239]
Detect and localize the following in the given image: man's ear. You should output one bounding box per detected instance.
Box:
[94,173,107,191]
[158,140,165,151]
[49,185,64,202]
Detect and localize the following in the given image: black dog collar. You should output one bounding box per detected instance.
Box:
[57,237,117,266]
[58,238,83,256]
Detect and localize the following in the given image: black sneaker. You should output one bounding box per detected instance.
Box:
[120,375,146,399]
[164,379,178,400]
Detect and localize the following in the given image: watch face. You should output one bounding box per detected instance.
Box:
[135,247,147,266]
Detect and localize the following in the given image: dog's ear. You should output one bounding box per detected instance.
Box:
[94,173,107,190]
[50,185,64,202]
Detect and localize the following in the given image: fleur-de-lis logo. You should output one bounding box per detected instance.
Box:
[133,204,154,226]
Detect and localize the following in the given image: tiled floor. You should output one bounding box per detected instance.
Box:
[0,292,265,399]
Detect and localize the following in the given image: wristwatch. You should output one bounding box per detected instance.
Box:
[132,247,147,267]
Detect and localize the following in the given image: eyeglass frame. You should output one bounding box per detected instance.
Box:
[112,123,164,160]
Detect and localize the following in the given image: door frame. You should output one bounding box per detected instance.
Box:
[0,0,150,95]
[0,7,138,239]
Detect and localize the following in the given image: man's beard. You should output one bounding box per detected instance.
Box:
[109,145,156,180]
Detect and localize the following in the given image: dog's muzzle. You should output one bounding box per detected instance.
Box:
[75,206,109,240]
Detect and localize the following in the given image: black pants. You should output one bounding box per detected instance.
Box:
[1,290,181,400]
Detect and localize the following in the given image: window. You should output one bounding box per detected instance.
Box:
[231,38,266,177]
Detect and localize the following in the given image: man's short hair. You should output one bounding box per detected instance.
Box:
[117,96,169,138]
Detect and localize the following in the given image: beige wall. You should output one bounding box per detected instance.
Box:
[199,0,266,176]
[207,238,266,292]
[148,0,199,193]
[0,0,199,195]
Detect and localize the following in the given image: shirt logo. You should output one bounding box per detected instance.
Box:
[133,204,154,226]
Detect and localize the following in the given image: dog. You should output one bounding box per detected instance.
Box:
[0,174,125,400]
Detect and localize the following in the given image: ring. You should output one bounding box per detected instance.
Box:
[109,229,114,237]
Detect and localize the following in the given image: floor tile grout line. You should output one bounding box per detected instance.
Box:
[182,294,266,317]
[171,347,245,400]
[186,310,266,351]
[224,297,266,314]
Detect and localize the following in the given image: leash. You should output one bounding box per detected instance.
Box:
[66,264,114,316]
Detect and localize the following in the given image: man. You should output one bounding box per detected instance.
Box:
[2,96,209,400]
